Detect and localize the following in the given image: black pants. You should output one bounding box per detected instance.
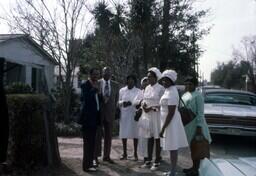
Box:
[82,127,97,170]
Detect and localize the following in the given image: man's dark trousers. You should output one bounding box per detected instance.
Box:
[83,127,97,170]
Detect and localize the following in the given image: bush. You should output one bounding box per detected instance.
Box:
[52,87,80,122]
[7,94,48,168]
[55,122,82,137]
[6,82,33,94]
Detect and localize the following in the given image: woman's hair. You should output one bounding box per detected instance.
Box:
[184,76,198,86]
[126,74,137,84]
[148,71,157,79]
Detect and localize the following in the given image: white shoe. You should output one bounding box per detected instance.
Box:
[150,162,160,171]
[163,171,171,176]
[86,167,97,172]
[140,161,151,168]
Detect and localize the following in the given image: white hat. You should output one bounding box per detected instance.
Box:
[140,77,148,85]
[161,69,177,82]
[148,67,162,80]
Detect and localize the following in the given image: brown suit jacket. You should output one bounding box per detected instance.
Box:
[99,79,119,123]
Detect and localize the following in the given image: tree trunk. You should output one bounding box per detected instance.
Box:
[0,58,9,163]
[160,0,171,71]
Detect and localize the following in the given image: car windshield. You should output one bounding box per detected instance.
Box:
[205,92,256,106]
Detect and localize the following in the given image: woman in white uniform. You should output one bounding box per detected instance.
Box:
[140,67,164,170]
[119,75,141,160]
[134,77,149,163]
[159,70,188,176]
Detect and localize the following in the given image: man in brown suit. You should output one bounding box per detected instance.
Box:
[95,67,119,164]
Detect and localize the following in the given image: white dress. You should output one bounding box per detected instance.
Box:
[133,89,148,157]
[160,86,188,151]
[138,83,164,139]
[119,86,141,139]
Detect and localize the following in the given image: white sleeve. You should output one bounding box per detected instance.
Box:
[133,89,143,106]
[167,89,178,106]
[118,88,124,106]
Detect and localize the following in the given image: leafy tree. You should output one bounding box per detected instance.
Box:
[5,0,88,123]
[211,60,251,90]
[232,36,256,92]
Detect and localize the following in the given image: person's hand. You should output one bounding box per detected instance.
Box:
[123,101,132,107]
[92,82,100,92]
[159,129,165,138]
[196,126,202,135]
[135,104,141,109]
[144,107,152,113]
[142,103,151,113]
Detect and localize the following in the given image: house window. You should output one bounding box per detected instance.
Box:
[5,62,25,86]
[32,68,37,91]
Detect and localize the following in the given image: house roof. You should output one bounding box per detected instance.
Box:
[0,34,58,65]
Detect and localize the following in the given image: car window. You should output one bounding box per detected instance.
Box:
[205,92,256,106]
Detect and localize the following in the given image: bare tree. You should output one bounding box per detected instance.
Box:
[6,0,89,122]
[232,35,256,92]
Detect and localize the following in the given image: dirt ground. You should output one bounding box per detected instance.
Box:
[56,137,192,176]
[1,137,192,176]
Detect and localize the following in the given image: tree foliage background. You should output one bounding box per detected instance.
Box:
[211,35,256,92]
[80,0,210,83]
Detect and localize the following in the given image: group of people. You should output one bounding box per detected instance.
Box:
[79,66,211,176]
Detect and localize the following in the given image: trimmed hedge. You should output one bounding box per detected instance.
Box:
[7,94,48,168]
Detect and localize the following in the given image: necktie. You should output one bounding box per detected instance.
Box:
[104,81,110,97]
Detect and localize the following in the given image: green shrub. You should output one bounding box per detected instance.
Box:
[6,82,33,94]
[55,122,81,137]
[7,94,48,168]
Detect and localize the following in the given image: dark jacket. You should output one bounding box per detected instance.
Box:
[80,80,101,129]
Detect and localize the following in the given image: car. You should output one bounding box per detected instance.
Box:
[204,89,256,136]
[199,157,256,176]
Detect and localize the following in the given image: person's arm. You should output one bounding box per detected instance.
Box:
[133,90,143,108]
[160,105,176,137]
[195,93,205,134]
[118,88,124,107]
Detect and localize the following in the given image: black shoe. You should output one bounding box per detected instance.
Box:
[186,170,199,176]
[183,167,193,173]
[103,158,115,164]
[120,154,127,160]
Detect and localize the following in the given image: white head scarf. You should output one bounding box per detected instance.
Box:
[148,67,162,80]
[140,77,148,85]
[161,69,177,83]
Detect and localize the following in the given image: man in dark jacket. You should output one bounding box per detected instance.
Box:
[80,68,101,172]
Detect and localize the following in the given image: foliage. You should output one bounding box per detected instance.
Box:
[55,122,81,137]
[52,87,80,122]
[211,60,250,90]
[232,35,256,92]
[79,0,210,83]
[6,82,33,94]
[7,94,48,168]
[6,0,88,123]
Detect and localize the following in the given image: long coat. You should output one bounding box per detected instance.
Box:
[181,91,212,144]
[80,80,101,129]
[98,79,119,122]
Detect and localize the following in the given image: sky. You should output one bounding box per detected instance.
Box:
[0,0,256,81]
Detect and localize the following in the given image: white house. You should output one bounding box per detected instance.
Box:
[0,34,57,92]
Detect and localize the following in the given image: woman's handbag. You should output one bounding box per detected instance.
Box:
[190,134,210,160]
[179,98,196,126]
[134,108,142,121]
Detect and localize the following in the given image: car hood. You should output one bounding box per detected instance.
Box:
[205,104,256,117]
[200,157,256,176]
